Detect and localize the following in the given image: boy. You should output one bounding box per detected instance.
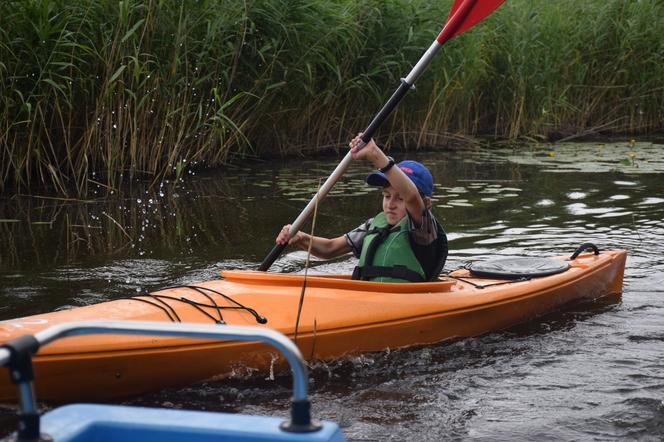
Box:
[276,135,448,282]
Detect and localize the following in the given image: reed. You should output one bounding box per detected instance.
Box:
[1,0,663,195]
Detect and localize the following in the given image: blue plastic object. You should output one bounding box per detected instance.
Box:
[41,404,346,442]
[0,321,347,442]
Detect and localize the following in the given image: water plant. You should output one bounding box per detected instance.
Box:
[1,0,663,195]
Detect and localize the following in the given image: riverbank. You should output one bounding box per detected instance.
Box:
[1,0,663,195]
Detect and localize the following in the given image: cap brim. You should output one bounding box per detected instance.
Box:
[365,172,390,188]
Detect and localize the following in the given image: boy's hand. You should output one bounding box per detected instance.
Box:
[276,224,305,246]
[349,133,383,165]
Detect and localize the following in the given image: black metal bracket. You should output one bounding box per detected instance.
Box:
[4,335,39,384]
[2,335,52,442]
[279,399,322,433]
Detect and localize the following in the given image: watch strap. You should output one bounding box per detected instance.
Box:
[379,156,395,173]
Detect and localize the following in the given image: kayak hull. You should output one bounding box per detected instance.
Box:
[0,250,626,402]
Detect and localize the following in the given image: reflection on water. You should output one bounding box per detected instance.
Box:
[1,141,664,440]
[504,141,664,174]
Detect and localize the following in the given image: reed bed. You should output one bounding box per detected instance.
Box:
[1,0,663,195]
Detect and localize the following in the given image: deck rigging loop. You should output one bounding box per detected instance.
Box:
[123,285,268,325]
[569,242,600,260]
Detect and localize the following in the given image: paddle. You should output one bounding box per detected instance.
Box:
[259,0,506,271]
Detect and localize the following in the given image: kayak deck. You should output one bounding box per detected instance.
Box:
[0,250,626,402]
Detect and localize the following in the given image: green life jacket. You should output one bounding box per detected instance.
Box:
[352,212,427,283]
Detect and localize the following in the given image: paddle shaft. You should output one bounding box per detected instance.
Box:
[259,0,488,271]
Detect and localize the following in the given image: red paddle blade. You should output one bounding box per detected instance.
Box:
[437,0,506,44]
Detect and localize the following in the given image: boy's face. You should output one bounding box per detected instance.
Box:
[381,186,408,225]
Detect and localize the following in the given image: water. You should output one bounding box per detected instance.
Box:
[1,141,663,440]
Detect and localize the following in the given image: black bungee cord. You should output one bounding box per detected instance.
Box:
[123,284,267,325]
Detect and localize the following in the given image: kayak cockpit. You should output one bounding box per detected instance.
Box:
[220,270,456,293]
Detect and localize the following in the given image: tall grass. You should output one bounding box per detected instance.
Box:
[1,0,663,195]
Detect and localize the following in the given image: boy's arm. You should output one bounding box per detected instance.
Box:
[276,226,351,259]
[296,234,352,259]
[349,136,425,225]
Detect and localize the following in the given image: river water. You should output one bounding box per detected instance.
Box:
[1,141,663,440]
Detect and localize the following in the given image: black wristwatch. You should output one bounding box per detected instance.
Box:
[379,156,395,173]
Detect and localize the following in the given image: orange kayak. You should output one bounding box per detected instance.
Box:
[0,249,626,402]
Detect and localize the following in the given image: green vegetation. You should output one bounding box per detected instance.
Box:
[1,0,663,195]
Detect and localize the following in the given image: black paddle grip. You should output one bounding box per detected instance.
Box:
[361,80,413,143]
[258,242,288,271]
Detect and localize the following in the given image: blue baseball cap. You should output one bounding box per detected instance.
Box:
[366,160,434,197]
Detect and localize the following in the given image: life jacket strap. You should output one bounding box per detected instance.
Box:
[352,265,426,282]
[361,227,392,273]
